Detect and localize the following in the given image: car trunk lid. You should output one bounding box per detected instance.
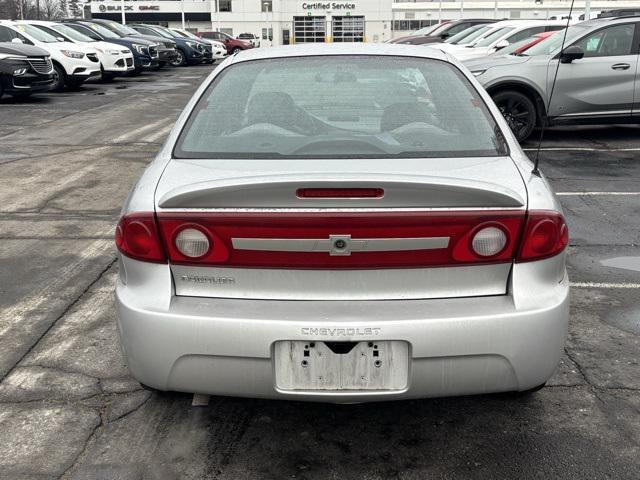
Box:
[155,157,527,300]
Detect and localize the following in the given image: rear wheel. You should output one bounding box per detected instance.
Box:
[492,90,537,142]
[231,47,242,54]
[170,49,187,67]
[51,63,66,92]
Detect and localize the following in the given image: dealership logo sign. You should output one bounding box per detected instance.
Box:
[99,4,133,11]
[98,4,159,12]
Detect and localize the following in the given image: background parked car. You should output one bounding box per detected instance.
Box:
[439,23,496,46]
[0,41,54,99]
[390,19,495,45]
[435,20,566,61]
[0,20,100,91]
[62,20,159,74]
[87,19,177,69]
[237,32,260,47]
[488,30,559,57]
[131,24,211,66]
[26,21,134,81]
[196,31,253,54]
[466,16,640,141]
[169,28,227,61]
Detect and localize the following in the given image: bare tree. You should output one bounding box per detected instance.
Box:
[68,0,81,18]
[41,0,63,19]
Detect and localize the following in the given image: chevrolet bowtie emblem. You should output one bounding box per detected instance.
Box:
[231,235,450,256]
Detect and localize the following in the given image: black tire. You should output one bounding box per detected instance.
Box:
[231,47,241,54]
[101,68,116,82]
[10,92,32,98]
[65,77,85,90]
[491,90,537,142]
[170,49,187,67]
[51,63,66,92]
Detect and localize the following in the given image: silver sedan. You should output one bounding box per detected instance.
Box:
[115,43,569,403]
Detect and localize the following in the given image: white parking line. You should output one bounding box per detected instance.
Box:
[570,282,640,289]
[145,124,174,143]
[111,118,173,144]
[557,192,640,196]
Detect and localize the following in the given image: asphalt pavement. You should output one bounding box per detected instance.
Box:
[0,66,639,480]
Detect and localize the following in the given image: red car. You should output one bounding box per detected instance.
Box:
[496,30,559,56]
[196,31,253,54]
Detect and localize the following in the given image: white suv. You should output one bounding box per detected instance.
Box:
[25,21,134,81]
[0,20,100,91]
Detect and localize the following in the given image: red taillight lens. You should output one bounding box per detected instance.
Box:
[115,212,166,263]
[517,211,568,262]
[156,211,525,269]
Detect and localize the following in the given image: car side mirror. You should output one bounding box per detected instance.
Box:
[494,39,509,50]
[11,37,24,44]
[440,32,450,39]
[560,45,584,63]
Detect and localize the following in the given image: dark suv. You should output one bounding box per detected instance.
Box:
[0,42,54,99]
[87,19,177,68]
[391,19,496,45]
[62,21,159,73]
[197,31,252,54]
[131,24,211,66]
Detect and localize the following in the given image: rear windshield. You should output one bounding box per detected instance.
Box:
[175,55,507,159]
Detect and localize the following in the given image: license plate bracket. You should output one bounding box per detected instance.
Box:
[274,340,409,391]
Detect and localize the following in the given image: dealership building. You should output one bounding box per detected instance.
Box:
[89,0,640,45]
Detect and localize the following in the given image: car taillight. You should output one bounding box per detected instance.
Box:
[115,212,166,263]
[156,211,525,268]
[517,211,568,262]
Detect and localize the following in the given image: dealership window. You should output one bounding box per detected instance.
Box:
[219,0,232,12]
[392,20,435,32]
[261,0,272,12]
[220,28,234,36]
[262,28,273,40]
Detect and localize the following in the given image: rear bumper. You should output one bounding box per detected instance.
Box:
[116,256,569,403]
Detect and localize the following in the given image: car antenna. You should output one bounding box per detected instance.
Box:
[532,0,576,176]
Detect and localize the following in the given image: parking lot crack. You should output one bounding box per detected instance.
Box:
[0,258,117,383]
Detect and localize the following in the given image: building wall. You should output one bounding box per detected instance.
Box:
[90,0,640,42]
[91,0,393,44]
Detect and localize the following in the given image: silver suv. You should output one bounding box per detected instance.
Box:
[465,16,640,141]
